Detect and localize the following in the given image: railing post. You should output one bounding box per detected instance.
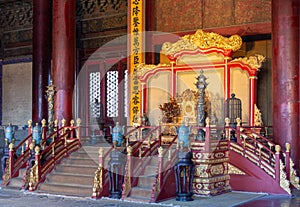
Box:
[126,146,132,193]
[35,146,41,182]
[225,118,230,140]
[121,146,132,199]
[158,146,163,186]
[158,125,162,147]
[28,119,33,146]
[28,146,41,191]
[76,118,81,140]
[70,119,75,138]
[62,118,66,133]
[285,143,290,181]
[92,147,104,198]
[236,118,242,144]
[8,143,15,179]
[152,146,163,202]
[204,117,210,153]
[224,118,231,151]
[275,145,281,184]
[41,119,47,146]
[54,119,59,139]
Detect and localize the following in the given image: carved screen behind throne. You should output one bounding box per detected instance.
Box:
[177,89,197,124]
[176,69,224,125]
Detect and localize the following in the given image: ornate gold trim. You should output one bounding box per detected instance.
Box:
[254,104,263,126]
[231,54,265,69]
[28,162,38,191]
[135,63,170,78]
[92,164,103,198]
[228,163,246,175]
[289,158,300,190]
[280,160,291,194]
[161,29,243,55]
[2,159,11,186]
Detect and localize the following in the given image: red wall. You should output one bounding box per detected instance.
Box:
[155,0,271,33]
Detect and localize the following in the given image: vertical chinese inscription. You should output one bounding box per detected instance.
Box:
[129,0,144,124]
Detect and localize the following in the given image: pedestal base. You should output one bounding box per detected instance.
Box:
[176,193,194,201]
[192,141,231,196]
[193,175,231,196]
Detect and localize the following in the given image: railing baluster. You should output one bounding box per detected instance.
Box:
[28,120,32,136]
[70,119,75,138]
[285,143,290,181]
[8,143,15,179]
[275,145,281,184]
[76,118,81,140]
[204,117,210,152]
[28,146,41,191]
[236,118,242,144]
[92,148,104,198]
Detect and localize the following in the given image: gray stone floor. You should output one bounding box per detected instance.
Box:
[0,187,268,207]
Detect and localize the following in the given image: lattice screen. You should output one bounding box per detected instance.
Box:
[89,72,101,118]
[107,71,119,117]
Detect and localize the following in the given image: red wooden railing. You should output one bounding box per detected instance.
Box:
[151,135,178,202]
[226,118,297,194]
[92,125,160,199]
[2,121,35,186]
[121,126,161,199]
[92,146,114,199]
[2,118,82,190]
[27,119,81,191]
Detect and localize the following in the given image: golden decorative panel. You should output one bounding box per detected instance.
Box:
[231,54,265,69]
[161,29,243,56]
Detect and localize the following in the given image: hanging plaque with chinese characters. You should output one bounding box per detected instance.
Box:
[129,0,144,124]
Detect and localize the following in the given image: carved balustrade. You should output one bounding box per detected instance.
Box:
[226,117,300,194]
[24,119,81,191]
[92,147,112,198]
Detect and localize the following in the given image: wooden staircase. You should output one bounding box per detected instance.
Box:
[126,158,158,202]
[37,137,111,197]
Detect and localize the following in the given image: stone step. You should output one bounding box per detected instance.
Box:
[143,165,157,176]
[62,157,98,166]
[125,195,151,203]
[137,176,155,188]
[54,164,98,175]
[5,167,28,189]
[45,172,94,186]
[6,177,24,189]
[61,155,110,168]
[130,186,152,198]
[38,182,93,197]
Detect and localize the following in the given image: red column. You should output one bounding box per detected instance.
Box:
[52,0,76,124]
[224,57,231,101]
[32,0,52,123]
[272,0,299,167]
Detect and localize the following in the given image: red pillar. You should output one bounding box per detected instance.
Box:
[52,0,76,124]
[272,0,299,167]
[32,0,52,123]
